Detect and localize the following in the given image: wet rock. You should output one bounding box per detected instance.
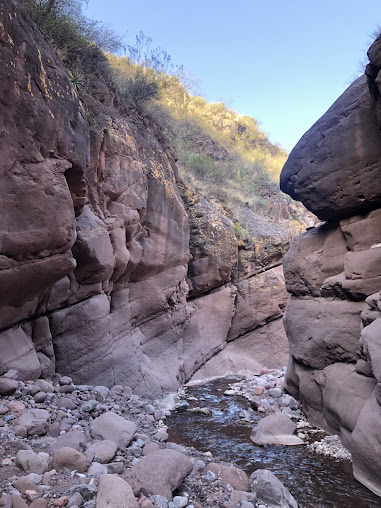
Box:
[132,449,193,500]
[16,450,49,474]
[249,469,298,508]
[250,415,304,446]
[204,463,249,491]
[52,447,87,473]
[96,473,139,507]
[89,412,137,449]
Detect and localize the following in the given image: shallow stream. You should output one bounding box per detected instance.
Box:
[166,377,381,508]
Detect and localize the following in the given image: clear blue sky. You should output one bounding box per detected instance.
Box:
[85,1,380,152]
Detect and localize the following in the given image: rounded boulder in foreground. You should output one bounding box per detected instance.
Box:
[96,474,139,507]
[132,449,193,501]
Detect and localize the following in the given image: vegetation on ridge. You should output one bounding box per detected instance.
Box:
[20,0,307,227]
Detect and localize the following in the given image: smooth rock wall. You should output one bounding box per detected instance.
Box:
[0,0,292,393]
[280,35,381,496]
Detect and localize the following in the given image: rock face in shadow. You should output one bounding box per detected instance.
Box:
[0,0,294,393]
[0,0,88,332]
[280,76,381,221]
[280,35,381,497]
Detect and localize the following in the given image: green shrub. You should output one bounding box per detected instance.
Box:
[115,68,160,111]
[233,223,245,238]
[20,0,122,103]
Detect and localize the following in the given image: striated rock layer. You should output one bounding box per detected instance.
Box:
[0,0,294,394]
[280,35,381,496]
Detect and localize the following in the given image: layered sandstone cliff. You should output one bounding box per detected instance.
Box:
[0,0,295,395]
[280,37,381,496]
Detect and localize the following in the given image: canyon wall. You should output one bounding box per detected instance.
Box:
[280,37,381,496]
[0,0,294,395]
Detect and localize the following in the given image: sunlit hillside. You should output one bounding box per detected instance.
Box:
[20,0,297,222]
[108,52,288,214]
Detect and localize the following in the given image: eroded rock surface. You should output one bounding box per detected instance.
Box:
[280,35,381,497]
[0,0,296,393]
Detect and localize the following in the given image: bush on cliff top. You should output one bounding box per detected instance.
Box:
[20,0,290,218]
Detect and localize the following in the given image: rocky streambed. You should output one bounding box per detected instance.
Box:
[167,371,381,508]
[0,369,380,508]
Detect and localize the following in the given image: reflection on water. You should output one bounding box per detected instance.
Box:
[167,377,381,508]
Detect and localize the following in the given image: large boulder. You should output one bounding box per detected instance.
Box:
[89,412,137,449]
[283,223,347,297]
[280,75,381,221]
[250,415,304,446]
[284,297,363,369]
[280,34,381,499]
[204,463,249,491]
[132,449,193,500]
[96,474,138,508]
[249,469,298,508]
